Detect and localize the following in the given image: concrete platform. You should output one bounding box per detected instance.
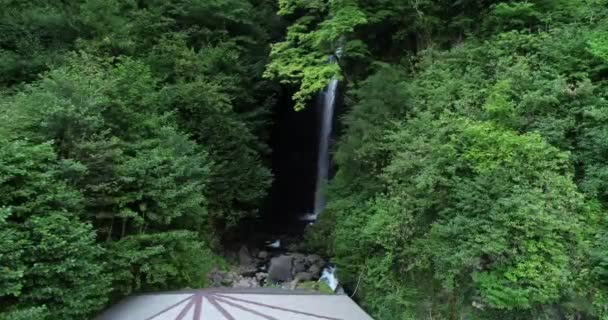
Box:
[96,288,374,320]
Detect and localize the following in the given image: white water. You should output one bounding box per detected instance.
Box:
[311,78,338,219]
[265,239,281,249]
[319,266,339,291]
[299,76,339,222]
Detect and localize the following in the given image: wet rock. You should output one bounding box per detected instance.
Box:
[292,254,307,273]
[268,255,294,282]
[257,250,269,260]
[308,264,322,279]
[237,265,258,277]
[238,246,253,266]
[306,254,324,267]
[291,252,306,260]
[223,272,240,286]
[233,277,259,288]
[207,268,226,287]
[294,272,313,282]
[255,272,268,282]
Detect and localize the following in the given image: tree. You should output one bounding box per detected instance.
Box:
[326,116,585,318]
[265,0,366,110]
[107,231,225,297]
[0,139,111,320]
[0,1,82,86]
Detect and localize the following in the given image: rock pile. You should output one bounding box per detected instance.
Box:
[208,246,327,289]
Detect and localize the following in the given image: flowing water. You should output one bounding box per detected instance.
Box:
[319,265,339,291]
[313,77,338,219]
[303,54,341,290]
[298,79,338,223]
[299,76,338,222]
[312,73,340,292]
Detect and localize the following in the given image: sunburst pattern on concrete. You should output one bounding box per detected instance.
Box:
[97,288,374,320]
[144,291,343,320]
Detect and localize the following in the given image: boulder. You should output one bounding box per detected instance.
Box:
[291,253,306,260]
[255,272,268,282]
[237,265,258,277]
[208,269,240,287]
[268,255,294,282]
[238,246,253,266]
[257,250,269,260]
[294,272,314,282]
[292,254,307,273]
[306,254,325,267]
[308,264,322,279]
[223,272,240,286]
[207,268,226,287]
[232,277,259,288]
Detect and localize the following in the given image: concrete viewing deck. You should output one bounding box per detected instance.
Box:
[96,288,374,320]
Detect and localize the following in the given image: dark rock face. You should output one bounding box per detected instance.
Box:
[257,250,269,260]
[268,255,295,282]
[308,264,322,279]
[292,253,308,273]
[238,265,258,277]
[295,272,314,282]
[256,272,268,282]
[208,269,225,287]
[238,246,253,266]
[218,243,332,289]
[233,277,260,288]
[306,254,324,267]
[207,269,240,287]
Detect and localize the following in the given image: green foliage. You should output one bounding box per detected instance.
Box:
[76,0,277,228]
[0,1,276,315]
[159,64,272,228]
[1,56,213,236]
[590,228,608,318]
[306,3,608,319]
[332,65,411,197]
[0,140,111,320]
[0,306,49,320]
[486,2,542,32]
[107,231,225,297]
[0,1,80,86]
[3,1,608,319]
[588,29,608,62]
[329,116,583,317]
[116,125,210,230]
[265,0,366,109]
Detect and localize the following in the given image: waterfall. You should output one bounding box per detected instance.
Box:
[319,265,339,291]
[313,78,338,217]
[301,52,340,222]
[307,53,342,292]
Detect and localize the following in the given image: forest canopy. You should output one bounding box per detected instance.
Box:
[1,0,608,319]
[0,1,275,318]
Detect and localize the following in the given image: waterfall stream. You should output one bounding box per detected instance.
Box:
[313,78,338,218]
[303,55,341,291]
[297,47,341,222]
[300,77,338,222]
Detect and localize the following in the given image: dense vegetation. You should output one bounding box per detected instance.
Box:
[0,1,276,318]
[1,0,608,319]
[290,0,608,319]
